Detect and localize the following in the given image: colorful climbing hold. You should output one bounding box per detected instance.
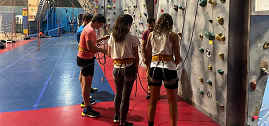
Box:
[199,0,207,7]
[198,77,203,82]
[250,80,257,91]
[139,13,141,18]
[161,9,164,13]
[217,69,224,75]
[252,116,258,120]
[208,0,217,6]
[143,12,147,17]
[107,17,110,21]
[205,31,215,40]
[107,23,110,26]
[216,101,224,107]
[198,34,203,40]
[261,67,269,75]
[217,17,224,25]
[263,41,269,49]
[199,90,204,95]
[208,65,212,70]
[206,49,211,57]
[215,33,225,41]
[113,0,116,2]
[107,11,110,14]
[154,0,157,4]
[174,5,178,11]
[199,48,204,53]
[208,19,213,23]
[113,5,116,8]
[113,12,116,15]
[218,52,224,60]
[220,0,226,3]
[178,6,185,10]
[206,80,212,86]
[107,5,112,9]
[143,3,145,7]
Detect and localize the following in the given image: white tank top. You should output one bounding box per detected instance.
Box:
[150,33,176,70]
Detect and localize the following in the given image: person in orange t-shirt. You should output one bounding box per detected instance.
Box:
[77,14,109,118]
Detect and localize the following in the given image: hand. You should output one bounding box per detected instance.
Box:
[103,49,108,54]
[102,35,110,40]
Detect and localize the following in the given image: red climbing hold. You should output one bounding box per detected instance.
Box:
[161,9,164,13]
[113,0,116,2]
[154,0,157,4]
[252,116,258,120]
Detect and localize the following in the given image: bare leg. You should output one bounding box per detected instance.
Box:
[82,75,93,107]
[166,88,178,126]
[148,85,161,122]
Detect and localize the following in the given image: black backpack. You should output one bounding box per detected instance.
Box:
[0,42,5,49]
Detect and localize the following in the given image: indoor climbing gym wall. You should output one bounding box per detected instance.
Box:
[247,1,269,126]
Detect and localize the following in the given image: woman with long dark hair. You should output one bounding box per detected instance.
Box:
[108,14,140,126]
[144,13,181,126]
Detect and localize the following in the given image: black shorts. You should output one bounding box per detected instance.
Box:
[77,56,95,76]
[149,67,178,89]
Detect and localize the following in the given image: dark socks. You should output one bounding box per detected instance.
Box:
[148,121,154,126]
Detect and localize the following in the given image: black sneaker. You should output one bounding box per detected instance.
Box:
[81,107,100,118]
[146,93,151,99]
[119,121,133,126]
[114,115,120,123]
[81,99,96,107]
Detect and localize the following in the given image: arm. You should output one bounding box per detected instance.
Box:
[97,35,110,43]
[108,45,111,57]
[86,40,107,53]
[133,46,139,73]
[145,32,153,65]
[141,39,147,63]
[171,32,181,66]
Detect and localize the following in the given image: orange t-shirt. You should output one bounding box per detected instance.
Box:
[77,24,97,59]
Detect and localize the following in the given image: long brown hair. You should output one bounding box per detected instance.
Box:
[153,13,173,39]
[112,14,133,42]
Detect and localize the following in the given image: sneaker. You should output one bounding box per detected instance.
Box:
[114,115,120,123]
[119,121,133,126]
[81,99,96,107]
[91,87,98,92]
[82,107,100,118]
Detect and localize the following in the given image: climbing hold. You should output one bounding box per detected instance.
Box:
[217,17,224,25]
[207,80,212,86]
[252,116,258,120]
[218,52,224,60]
[199,0,207,7]
[174,5,178,11]
[198,34,203,40]
[207,92,212,98]
[139,13,141,18]
[178,6,185,10]
[199,48,204,53]
[143,12,147,17]
[199,90,204,95]
[107,11,110,14]
[107,0,110,3]
[161,9,164,13]
[263,41,269,49]
[215,33,225,41]
[205,31,215,40]
[220,0,226,3]
[206,49,211,57]
[139,21,143,25]
[113,0,116,2]
[143,3,145,7]
[107,17,110,21]
[133,13,135,18]
[113,12,116,15]
[208,19,213,23]
[122,9,127,12]
[208,0,217,6]
[95,0,97,2]
[250,80,257,91]
[95,6,98,9]
[107,23,110,26]
[154,0,157,4]
[107,5,112,9]
[217,69,224,75]
[198,77,203,82]
[133,5,137,8]
[261,67,269,75]
[113,5,116,8]
[216,101,224,107]
[101,6,104,9]
[177,32,182,39]
[208,65,212,70]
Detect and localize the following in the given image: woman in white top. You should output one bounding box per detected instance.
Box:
[108,14,140,126]
[145,13,181,126]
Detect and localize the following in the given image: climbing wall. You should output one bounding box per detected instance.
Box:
[247,1,269,125]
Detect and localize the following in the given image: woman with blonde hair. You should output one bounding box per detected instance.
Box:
[144,13,181,126]
[108,14,140,126]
